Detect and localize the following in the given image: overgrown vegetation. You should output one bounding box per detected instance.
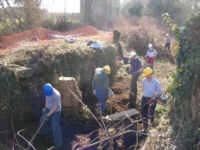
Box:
[165,13,200,150]
[115,17,176,63]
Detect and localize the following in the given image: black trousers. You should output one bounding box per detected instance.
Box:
[165,42,170,50]
[141,96,157,130]
[129,74,139,107]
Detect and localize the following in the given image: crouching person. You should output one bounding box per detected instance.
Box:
[141,67,162,133]
[92,65,111,113]
[39,83,63,149]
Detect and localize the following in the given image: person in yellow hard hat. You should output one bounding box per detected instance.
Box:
[141,67,162,133]
[92,65,111,112]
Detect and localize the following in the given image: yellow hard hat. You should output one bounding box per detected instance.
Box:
[143,67,153,76]
[104,65,111,74]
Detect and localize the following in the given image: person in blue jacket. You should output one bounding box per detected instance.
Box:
[127,51,142,108]
[92,65,111,112]
[39,83,63,149]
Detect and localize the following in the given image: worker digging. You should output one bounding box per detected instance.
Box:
[39,83,64,150]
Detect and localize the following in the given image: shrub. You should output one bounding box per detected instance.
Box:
[115,17,167,56]
[41,15,81,31]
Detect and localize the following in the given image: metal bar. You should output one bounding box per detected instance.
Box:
[17,129,37,150]
[25,119,47,150]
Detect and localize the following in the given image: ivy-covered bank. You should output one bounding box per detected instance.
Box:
[169,14,200,150]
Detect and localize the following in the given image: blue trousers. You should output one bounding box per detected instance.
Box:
[141,96,157,129]
[39,109,63,148]
[95,88,108,112]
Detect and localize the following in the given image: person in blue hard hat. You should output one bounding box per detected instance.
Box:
[39,83,63,149]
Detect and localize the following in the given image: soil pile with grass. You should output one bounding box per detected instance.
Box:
[0,25,99,52]
[0,40,118,130]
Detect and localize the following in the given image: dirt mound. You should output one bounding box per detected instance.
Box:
[64,25,98,36]
[0,26,99,54]
[0,27,58,49]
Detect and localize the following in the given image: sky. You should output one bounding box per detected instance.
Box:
[41,0,80,13]
[41,0,125,13]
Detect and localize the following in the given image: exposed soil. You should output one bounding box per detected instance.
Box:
[108,78,131,112]
[0,25,102,54]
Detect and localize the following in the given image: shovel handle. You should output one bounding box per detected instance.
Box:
[25,119,47,150]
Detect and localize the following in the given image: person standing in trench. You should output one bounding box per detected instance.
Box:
[39,83,63,149]
[92,65,111,113]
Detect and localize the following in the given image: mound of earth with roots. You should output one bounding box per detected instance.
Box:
[0,39,118,132]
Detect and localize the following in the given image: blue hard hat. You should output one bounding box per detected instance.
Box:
[43,84,53,96]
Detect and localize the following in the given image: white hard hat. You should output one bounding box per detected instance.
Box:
[129,51,137,58]
[148,43,153,48]
[95,67,103,75]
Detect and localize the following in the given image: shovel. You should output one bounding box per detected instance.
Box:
[25,118,47,150]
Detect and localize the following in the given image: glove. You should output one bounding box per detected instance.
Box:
[42,107,47,112]
[40,113,49,122]
[148,98,156,104]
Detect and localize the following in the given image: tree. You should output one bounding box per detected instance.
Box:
[0,0,42,33]
[121,0,145,17]
[14,0,42,28]
[147,0,186,22]
[80,0,94,25]
[128,1,143,16]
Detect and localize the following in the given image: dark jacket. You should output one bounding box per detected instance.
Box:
[92,69,109,90]
[130,58,142,76]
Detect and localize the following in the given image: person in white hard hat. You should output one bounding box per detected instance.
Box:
[145,43,157,69]
[127,51,142,108]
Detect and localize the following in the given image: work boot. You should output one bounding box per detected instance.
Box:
[141,129,148,138]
